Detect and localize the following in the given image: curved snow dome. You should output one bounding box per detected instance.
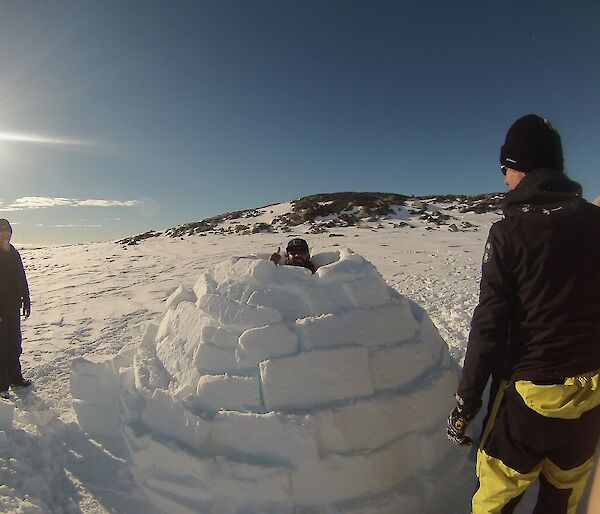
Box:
[71,248,467,514]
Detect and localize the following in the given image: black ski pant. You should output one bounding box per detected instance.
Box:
[473,372,600,514]
[0,307,24,391]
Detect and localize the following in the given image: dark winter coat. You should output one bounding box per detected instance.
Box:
[457,168,600,416]
[0,245,29,311]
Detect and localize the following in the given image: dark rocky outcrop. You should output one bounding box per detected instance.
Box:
[117,230,161,246]
[116,191,505,245]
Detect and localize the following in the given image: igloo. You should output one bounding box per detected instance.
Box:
[71,248,467,514]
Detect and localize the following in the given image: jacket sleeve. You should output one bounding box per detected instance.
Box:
[457,222,515,417]
[16,250,30,302]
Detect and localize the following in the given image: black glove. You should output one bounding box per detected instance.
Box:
[447,405,473,446]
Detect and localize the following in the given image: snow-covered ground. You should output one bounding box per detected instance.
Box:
[1,206,597,513]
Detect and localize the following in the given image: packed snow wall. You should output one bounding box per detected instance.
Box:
[70,248,466,514]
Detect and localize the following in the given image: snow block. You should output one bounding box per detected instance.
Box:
[291,432,421,506]
[193,342,237,374]
[70,358,119,406]
[297,301,418,351]
[310,251,340,269]
[314,367,457,453]
[126,425,293,508]
[314,248,380,285]
[142,478,211,513]
[156,308,176,342]
[247,289,312,320]
[264,261,316,288]
[340,276,391,308]
[201,324,241,350]
[212,257,280,288]
[417,444,471,514]
[193,272,217,300]
[369,338,443,391]
[192,374,262,413]
[235,324,298,368]
[119,365,145,419]
[166,302,208,347]
[73,399,120,437]
[304,286,354,315]
[197,293,283,328]
[0,398,14,429]
[166,284,197,310]
[366,433,423,495]
[418,426,453,471]
[156,335,202,388]
[155,303,208,380]
[140,322,159,348]
[112,343,137,370]
[125,427,214,496]
[406,367,458,429]
[133,347,171,393]
[415,314,446,344]
[211,411,318,466]
[142,389,211,449]
[260,347,374,410]
[212,456,292,504]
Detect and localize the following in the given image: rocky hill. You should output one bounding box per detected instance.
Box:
[117,191,506,245]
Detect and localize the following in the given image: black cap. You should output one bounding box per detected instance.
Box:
[286,238,309,253]
[500,114,563,173]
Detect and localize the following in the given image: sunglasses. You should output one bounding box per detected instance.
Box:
[500,165,507,175]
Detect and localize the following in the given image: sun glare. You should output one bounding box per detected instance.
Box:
[0,131,87,146]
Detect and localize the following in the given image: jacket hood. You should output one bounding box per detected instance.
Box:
[503,168,583,226]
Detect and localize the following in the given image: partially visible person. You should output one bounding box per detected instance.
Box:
[270,238,316,273]
[0,219,32,400]
[446,115,600,514]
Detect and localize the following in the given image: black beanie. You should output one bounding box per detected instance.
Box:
[500,114,563,173]
[287,238,309,253]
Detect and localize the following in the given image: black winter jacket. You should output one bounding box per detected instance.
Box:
[457,168,600,416]
[0,245,29,311]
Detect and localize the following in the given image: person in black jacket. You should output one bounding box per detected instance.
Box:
[447,115,600,514]
[0,219,32,399]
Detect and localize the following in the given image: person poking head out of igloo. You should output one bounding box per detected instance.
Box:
[269,237,316,274]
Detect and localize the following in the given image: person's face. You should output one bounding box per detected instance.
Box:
[502,166,526,190]
[287,249,310,266]
[0,227,12,246]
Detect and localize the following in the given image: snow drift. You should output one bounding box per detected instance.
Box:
[70,248,466,513]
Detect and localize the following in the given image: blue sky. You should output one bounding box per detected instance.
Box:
[1,1,599,245]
